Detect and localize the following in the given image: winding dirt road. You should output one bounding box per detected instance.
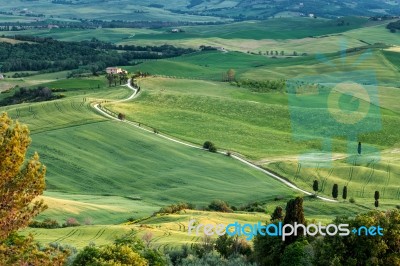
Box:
[93,79,337,203]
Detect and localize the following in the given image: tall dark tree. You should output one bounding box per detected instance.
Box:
[271,206,283,221]
[284,197,305,225]
[113,74,117,86]
[374,191,380,201]
[313,180,319,194]
[375,200,379,208]
[332,184,339,199]
[106,74,114,87]
[358,142,362,155]
[254,197,305,265]
[284,197,306,244]
[342,186,348,201]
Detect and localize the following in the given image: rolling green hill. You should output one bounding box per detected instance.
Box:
[0,77,297,223]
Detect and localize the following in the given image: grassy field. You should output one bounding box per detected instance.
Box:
[0,2,225,22]
[24,198,393,249]
[106,74,400,156]
[266,150,400,201]
[0,77,298,215]
[0,28,159,43]
[124,51,270,81]
[124,48,400,86]
[0,14,399,252]
[116,18,392,54]
[132,17,369,41]
[4,74,393,249]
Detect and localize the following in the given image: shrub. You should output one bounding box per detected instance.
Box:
[29,218,61,229]
[349,197,356,204]
[157,202,194,214]
[203,141,217,153]
[84,217,93,225]
[208,200,233,213]
[63,217,80,227]
[239,202,265,213]
[118,113,126,120]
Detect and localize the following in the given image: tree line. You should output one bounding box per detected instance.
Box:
[0,86,64,106]
[0,37,195,73]
[387,20,400,32]
[0,18,225,31]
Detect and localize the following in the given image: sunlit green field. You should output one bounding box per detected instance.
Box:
[24,198,395,249]
[1,12,399,252]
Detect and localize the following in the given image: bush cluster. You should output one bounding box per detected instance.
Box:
[208,200,233,213]
[29,217,82,228]
[156,203,195,214]
[239,202,265,213]
[203,141,217,153]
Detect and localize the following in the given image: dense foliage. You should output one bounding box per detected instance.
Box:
[0,86,64,106]
[387,20,400,32]
[156,202,194,214]
[0,113,68,264]
[0,37,195,72]
[232,79,286,93]
[72,231,166,266]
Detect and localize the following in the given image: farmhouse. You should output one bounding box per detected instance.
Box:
[106,67,125,74]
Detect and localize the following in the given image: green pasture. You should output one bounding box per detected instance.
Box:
[266,149,400,201]
[131,17,368,41]
[106,76,400,158]
[23,199,388,249]
[0,1,225,22]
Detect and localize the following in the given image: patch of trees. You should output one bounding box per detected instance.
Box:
[156,203,195,215]
[73,231,166,265]
[11,72,33,78]
[387,20,400,32]
[253,197,400,265]
[238,201,265,213]
[232,79,286,93]
[0,113,69,264]
[0,37,195,73]
[0,86,64,106]
[199,45,219,51]
[203,141,217,152]
[29,217,82,228]
[208,200,233,213]
[370,15,399,21]
[0,19,225,32]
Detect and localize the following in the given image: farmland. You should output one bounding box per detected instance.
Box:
[0,2,399,259]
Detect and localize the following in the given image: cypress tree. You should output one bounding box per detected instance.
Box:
[313,180,319,194]
[332,184,339,199]
[342,186,348,201]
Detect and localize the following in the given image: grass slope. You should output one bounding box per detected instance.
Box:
[24,199,387,249]
[0,77,297,219]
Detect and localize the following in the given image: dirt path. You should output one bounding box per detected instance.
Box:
[92,79,337,203]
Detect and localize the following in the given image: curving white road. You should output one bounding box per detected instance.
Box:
[92,79,337,203]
